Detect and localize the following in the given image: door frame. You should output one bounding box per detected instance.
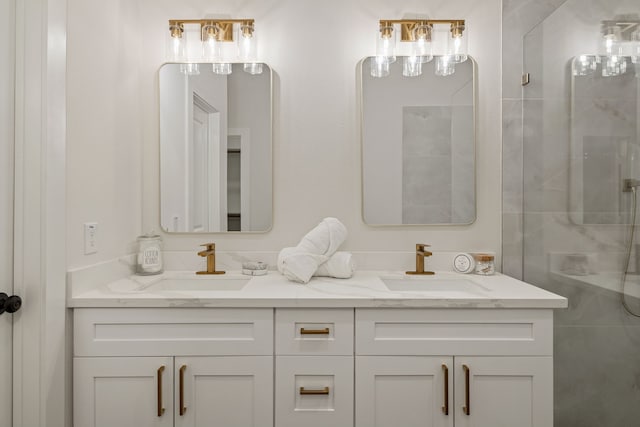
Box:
[228,128,251,231]
[13,0,67,426]
[0,0,16,421]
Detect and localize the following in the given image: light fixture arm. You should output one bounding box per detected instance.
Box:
[378,19,465,42]
[168,19,255,42]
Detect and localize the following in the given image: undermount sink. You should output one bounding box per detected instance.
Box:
[381,276,490,296]
[146,277,250,292]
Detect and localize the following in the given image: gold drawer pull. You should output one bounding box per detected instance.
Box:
[157,365,165,417]
[463,364,470,416]
[179,365,187,416]
[300,386,330,395]
[442,364,449,415]
[300,327,330,335]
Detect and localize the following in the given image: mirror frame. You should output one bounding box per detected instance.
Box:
[358,56,478,226]
[158,62,274,234]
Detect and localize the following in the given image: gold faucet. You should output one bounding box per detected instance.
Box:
[196,243,225,275]
[406,243,435,275]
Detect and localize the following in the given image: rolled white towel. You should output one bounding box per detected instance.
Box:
[277,218,349,284]
[296,217,347,258]
[314,252,356,279]
[277,247,328,284]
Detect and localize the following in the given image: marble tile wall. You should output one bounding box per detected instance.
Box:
[502,0,640,425]
[401,105,475,224]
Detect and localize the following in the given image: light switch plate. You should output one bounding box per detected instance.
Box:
[84,222,98,254]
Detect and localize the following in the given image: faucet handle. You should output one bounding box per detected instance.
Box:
[201,243,216,251]
[416,243,430,251]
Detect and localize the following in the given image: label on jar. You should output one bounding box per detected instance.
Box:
[142,246,161,269]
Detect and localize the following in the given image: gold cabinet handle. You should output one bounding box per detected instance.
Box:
[157,365,166,417]
[299,386,330,395]
[179,365,187,416]
[300,327,330,335]
[462,364,470,416]
[442,364,449,415]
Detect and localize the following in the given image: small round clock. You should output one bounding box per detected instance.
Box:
[453,253,476,274]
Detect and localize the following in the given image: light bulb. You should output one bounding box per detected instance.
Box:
[243,63,263,75]
[213,63,232,75]
[167,24,186,61]
[238,22,257,62]
[601,25,623,57]
[370,56,390,78]
[403,56,422,77]
[435,55,455,77]
[376,23,396,63]
[412,23,433,63]
[202,24,220,61]
[447,22,468,63]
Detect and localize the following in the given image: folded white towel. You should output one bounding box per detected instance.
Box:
[277,218,349,283]
[314,252,356,279]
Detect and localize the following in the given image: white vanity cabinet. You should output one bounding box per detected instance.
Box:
[73,306,556,427]
[73,308,274,427]
[355,309,554,427]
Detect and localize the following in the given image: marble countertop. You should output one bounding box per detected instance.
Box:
[68,270,568,309]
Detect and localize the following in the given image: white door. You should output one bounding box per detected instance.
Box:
[454,357,553,427]
[74,357,174,427]
[175,356,273,427]
[1,0,15,420]
[190,95,225,232]
[190,101,210,232]
[356,356,453,427]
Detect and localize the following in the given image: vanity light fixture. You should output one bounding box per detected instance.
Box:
[372,19,467,78]
[167,18,261,75]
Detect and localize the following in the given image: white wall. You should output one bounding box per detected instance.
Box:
[67,0,502,269]
[67,0,143,268]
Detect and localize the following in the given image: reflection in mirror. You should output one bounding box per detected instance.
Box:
[361,56,476,225]
[570,56,639,224]
[160,63,272,232]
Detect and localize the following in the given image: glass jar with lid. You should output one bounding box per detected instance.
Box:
[136,232,163,275]
[474,254,495,275]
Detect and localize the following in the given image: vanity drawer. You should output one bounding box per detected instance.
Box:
[356,309,553,356]
[275,308,354,355]
[74,308,273,356]
[275,356,354,427]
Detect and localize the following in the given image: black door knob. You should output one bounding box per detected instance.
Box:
[0,292,22,315]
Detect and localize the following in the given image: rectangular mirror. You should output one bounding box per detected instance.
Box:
[360,56,476,225]
[569,55,639,225]
[160,63,272,232]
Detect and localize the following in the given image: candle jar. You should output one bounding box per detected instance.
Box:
[474,254,495,275]
[136,233,163,275]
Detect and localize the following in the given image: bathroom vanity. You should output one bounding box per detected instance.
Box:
[69,271,566,427]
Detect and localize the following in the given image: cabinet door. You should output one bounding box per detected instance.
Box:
[74,357,173,427]
[355,356,453,427]
[174,356,273,427]
[454,357,553,427]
